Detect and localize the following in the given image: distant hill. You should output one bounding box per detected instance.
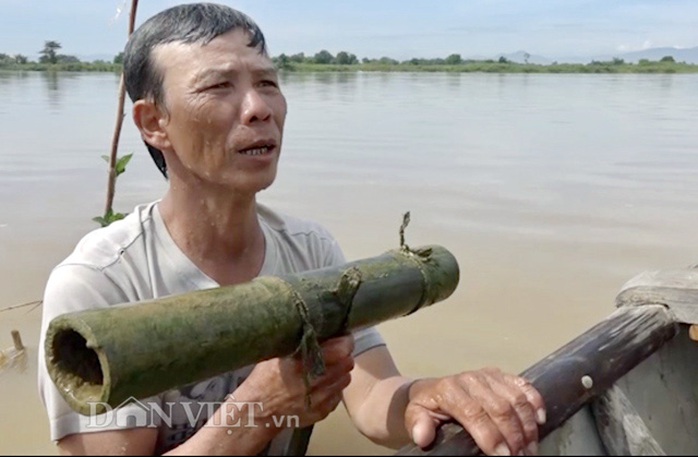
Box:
[497,50,553,65]
[606,46,698,64]
[474,46,698,65]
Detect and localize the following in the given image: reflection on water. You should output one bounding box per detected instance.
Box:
[1,71,698,455]
[0,70,29,84]
[41,71,86,110]
[42,71,61,108]
[42,70,60,91]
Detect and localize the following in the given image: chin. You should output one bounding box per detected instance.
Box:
[258,175,278,192]
[230,171,278,195]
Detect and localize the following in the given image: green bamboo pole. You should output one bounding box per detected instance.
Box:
[45,244,459,416]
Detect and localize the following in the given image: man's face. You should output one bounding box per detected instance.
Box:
[152,29,287,194]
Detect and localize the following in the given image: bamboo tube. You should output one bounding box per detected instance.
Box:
[11,330,24,351]
[45,245,459,416]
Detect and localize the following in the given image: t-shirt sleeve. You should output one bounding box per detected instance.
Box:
[38,264,162,443]
[321,236,387,357]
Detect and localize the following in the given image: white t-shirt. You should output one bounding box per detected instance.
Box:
[37,201,385,455]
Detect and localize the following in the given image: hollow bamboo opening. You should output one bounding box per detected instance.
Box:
[49,328,106,412]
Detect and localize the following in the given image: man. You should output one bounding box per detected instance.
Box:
[38,3,545,456]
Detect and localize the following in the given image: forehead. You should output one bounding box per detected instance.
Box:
[152,29,273,81]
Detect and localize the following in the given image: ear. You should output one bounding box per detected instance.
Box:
[132,99,171,152]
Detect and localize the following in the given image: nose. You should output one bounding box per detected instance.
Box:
[241,89,273,124]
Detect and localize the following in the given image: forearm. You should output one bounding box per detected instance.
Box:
[351,375,417,449]
[165,395,280,456]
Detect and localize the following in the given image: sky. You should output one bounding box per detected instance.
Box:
[1,0,697,62]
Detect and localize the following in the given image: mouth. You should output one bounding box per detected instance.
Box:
[237,141,277,157]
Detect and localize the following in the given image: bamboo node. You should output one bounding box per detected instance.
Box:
[334,267,362,332]
[290,291,325,409]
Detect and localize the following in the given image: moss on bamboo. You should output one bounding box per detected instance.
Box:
[46,244,460,415]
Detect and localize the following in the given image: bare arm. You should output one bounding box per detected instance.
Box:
[58,428,158,456]
[341,345,414,449]
[343,346,548,456]
[57,403,279,456]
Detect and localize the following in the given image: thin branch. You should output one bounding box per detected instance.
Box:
[104,0,140,216]
[0,300,42,314]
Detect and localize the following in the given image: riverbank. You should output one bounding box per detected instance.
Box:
[1,60,697,74]
[284,60,698,73]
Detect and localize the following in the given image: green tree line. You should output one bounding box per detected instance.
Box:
[0,41,121,71]
[2,41,697,74]
[272,50,698,74]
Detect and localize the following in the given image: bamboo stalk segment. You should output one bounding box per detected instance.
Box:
[11,330,24,351]
[0,330,27,374]
[45,245,459,416]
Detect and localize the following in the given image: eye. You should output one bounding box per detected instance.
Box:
[259,79,279,88]
[207,81,232,90]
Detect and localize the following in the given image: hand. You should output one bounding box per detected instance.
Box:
[234,334,355,429]
[405,367,546,456]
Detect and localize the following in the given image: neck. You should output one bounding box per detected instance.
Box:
[158,180,265,286]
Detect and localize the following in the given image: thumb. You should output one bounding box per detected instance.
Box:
[406,407,437,448]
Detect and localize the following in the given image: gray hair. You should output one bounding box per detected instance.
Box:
[123,3,268,178]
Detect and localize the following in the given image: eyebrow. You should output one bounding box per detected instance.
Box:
[251,67,279,79]
[193,65,278,83]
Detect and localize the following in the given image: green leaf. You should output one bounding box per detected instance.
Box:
[115,153,133,177]
[108,212,126,223]
[93,209,128,227]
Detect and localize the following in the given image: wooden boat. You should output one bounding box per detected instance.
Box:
[396,266,698,455]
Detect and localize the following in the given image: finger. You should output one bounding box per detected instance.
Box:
[286,335,354,376]
[489,374,540,455]
[310,354,354,389]
[310,372,352,417]
[280,353,305,375]
[316,373,352,403]
[404,405,440,448]
[467,374,528,456]
[512,376,546,425]
[320,335,355,364]
[287,334,353,363]
[425,377,511,456]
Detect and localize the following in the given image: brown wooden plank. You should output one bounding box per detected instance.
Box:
[591,384,665,455]
[615,268,698,324]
